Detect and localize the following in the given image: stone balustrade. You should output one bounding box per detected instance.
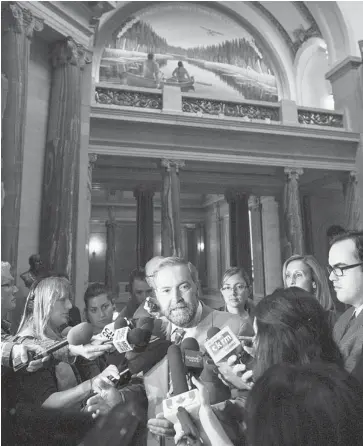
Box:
[94,83,345,129]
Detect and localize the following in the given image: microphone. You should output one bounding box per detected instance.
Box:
[113,326,152,354]
[126,338,172,375]
[204,326,242,364]
[180,338,204,379]
[199,357,231,405]
[93,315,133,343]
[14,322,94,371]
[162,345,201,424]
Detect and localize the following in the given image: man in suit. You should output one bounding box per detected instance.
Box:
[328,231,363,372]
[145,257,253,444]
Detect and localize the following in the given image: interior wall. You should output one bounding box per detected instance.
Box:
[14,35,51,329]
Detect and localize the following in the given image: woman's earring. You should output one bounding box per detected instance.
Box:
[312,282,317,292]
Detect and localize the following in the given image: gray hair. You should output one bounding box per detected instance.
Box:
[151,257,200,293]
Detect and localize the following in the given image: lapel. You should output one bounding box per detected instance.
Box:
[341,309,363,342]
[335,307,355,342]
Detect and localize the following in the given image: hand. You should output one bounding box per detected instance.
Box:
[97,364,120,383]
[191,376,210,407]
[12,344,50,372]
[86,393,113,419]
[69,342,113,360]
[217,355,253,391]
[147,413,176,438]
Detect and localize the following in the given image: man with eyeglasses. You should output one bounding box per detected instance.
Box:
[328,231,363,372]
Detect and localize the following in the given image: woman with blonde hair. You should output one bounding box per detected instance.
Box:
[282,254,337,324]
[12,276,117,410]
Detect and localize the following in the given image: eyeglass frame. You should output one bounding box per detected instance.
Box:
[327,262,363,277]
[221,283,249,292]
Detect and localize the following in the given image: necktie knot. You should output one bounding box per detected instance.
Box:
[173,328,186,345]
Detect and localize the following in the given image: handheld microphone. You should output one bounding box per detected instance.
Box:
[200,357,231,405]
[93,315,132,343]
[112,326,152,354]
[180,338,204,379]
[162,345,201,424]
[204,326,242,364]
[14,322,94,372]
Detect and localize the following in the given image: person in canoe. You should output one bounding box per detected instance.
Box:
[172,61,191,82]
[142,53,160,81]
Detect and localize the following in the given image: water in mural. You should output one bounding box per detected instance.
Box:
[99,3,278,102]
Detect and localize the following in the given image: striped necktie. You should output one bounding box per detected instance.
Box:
[172,328,186,345]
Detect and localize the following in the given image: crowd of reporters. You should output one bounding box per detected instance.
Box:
[1,230,363,445]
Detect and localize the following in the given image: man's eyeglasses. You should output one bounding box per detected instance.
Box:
[327,262,363,277]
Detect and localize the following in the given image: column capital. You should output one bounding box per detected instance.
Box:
[2,2,44,38]
[88,153,98,167]
[349,170,358,182]
[284,167,304,180]
[50,37,92,69]
[224,189,247,204]
[133,185,155,199]
[248,195,261,210]
[161,158,185,172]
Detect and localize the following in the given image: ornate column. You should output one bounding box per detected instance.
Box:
[344,171,360,229]
[105,207,118,297]
[283,168,305,256]
[248,196,265,300]
[160,159,185,257]
[261,196,283,294]
[225,190,252,278]
[39,37,90,285]
[1,3,43,272]
[83,154,97,290]
[134,186,154,268]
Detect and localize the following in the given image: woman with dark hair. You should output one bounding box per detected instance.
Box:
[246,362,363,446]
[172,61,191,82]
[218,287,342,389]
[220,267,254,322]
[84,283,116,335]
[252,287,342,380]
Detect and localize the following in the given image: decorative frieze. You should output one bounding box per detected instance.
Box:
[297,109,344,128]
[95,87,162,109]
[182,97,280,121]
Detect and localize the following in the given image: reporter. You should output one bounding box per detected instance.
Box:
[9,276,115,410]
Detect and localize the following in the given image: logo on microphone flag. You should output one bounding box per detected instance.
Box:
[113,327,133,353]
[204,326,240,363]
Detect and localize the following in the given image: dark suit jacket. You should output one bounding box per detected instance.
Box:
[333,307,363,373]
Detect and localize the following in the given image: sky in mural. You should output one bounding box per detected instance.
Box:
[99,3,278,102]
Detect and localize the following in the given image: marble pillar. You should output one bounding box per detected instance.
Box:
[344,171,360,230]
[160,159,185,257]
[105,207,118,297]
[39,37,90,285]
[1,3,43,272]
[83,154,97,290]
[248,196,265,300]
[134,187,154,268]
[283,168,305,256]
[225,190,252,278]
[261,196,283,294]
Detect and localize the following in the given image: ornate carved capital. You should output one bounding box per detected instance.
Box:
[1,2,44,39]
[133,186,154,200]
[161,159,185,172]
[88,153,98,168]
[224,189,247,204]
[248,195,261,210]
[349,170,358,183]
[50,36,92,69]
[2,2,44,38]
[284,167,304,181]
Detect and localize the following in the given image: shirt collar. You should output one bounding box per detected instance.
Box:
[354,303,363,317]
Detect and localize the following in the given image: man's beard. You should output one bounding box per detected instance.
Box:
[166,300,198,327]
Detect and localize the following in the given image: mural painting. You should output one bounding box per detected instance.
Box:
[99,3,278,102]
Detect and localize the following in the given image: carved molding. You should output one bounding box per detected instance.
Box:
[297,109,344,128]
[182,97,280,121]
[95,87,162,110]
[161,159,185,172]
[248,195,261,210]
[50,36,92,69]
[284,167,304,181]
[2,2,44,38]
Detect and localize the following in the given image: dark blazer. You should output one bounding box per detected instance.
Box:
[333,307,363,373]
